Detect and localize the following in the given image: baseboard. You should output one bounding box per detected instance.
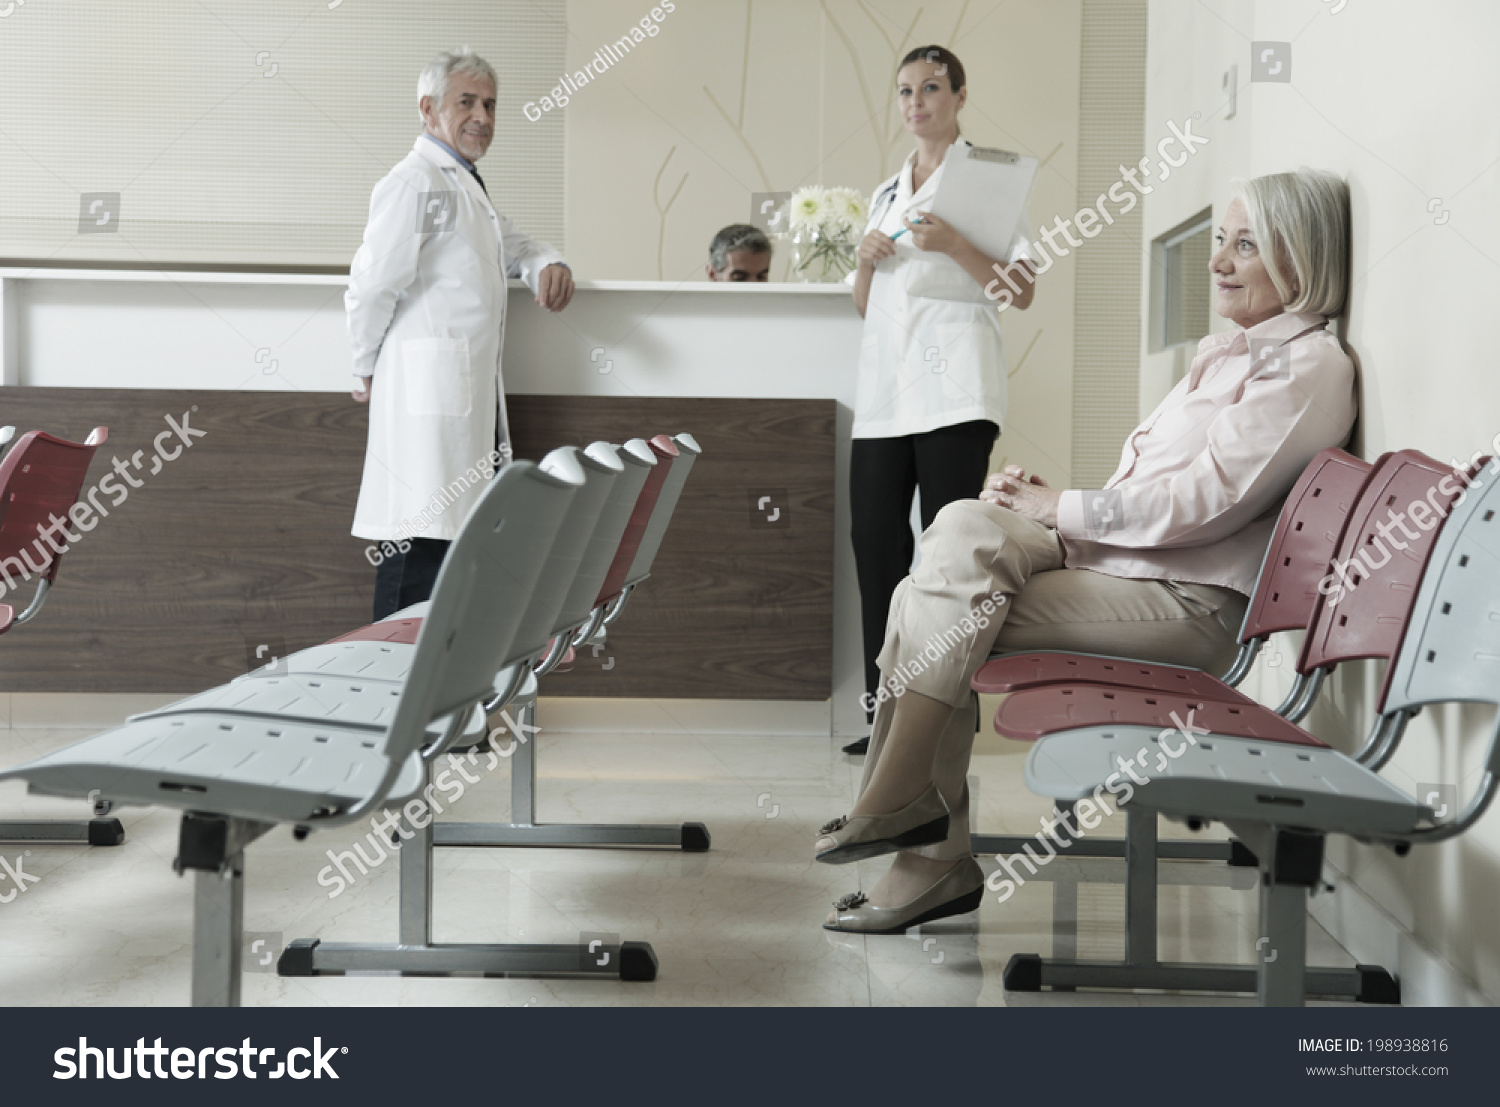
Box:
[0,692,834,737]
[532,697,831,735]
[1310,857,1492,1006]
[0,692,181,729]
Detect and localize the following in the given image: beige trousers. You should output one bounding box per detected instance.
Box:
[859,500,1248,861]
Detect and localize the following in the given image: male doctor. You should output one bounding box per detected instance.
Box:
[348,47,574,619]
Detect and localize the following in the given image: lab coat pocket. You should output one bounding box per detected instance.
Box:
[401,337,472,417]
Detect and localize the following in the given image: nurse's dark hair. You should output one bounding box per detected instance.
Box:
[897,46,966,93]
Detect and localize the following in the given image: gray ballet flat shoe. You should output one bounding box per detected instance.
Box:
[813,782,950,865]
[823,857,986,934]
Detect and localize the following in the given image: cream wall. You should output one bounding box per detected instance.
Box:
[562,0,1083,487]
[1143,0,1500,1002]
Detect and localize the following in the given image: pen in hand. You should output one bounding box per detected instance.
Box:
[889,215,924,241]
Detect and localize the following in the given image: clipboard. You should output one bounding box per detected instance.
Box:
[910,144,1038,261]
[886,145,1037,304]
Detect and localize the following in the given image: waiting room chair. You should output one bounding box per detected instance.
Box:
[999,450,1468,1003]
[968,448,1374,866]
[0,450,643,1005]
[0,425,124,848]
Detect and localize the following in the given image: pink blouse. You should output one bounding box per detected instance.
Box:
[1055,310,1357,596]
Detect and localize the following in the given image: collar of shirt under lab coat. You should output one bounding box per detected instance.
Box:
[893,139,968,226]
[412,135,493,213]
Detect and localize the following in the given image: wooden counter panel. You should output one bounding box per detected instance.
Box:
[0,389,833,700]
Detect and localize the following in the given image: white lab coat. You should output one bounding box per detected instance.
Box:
[851,141,1032,440]
[347,136,563,541]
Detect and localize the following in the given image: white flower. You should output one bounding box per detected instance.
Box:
[788,186,828,231]
[827,187,867,230]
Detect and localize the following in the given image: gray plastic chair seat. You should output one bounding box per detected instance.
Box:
[1,712,425,824]
[1026,725,1433,838]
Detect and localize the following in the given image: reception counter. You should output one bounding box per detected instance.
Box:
[0,270,868,735]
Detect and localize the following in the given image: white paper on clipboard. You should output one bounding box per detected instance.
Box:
[890,145,1037,303]
[926,145,1038,260]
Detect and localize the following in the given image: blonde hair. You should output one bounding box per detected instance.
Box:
[1230,168,1350,317]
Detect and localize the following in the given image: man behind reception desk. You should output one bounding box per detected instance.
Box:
[347,47,575,619]
[706,224,772,282]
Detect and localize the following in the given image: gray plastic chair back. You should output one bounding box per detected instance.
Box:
[557,439,653,626]
[508,445,617,652]
[626,432,700,585]
[382,456,582,766]
[1385,463,1500,716]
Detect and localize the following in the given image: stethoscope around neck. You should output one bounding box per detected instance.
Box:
[871,139,971,228]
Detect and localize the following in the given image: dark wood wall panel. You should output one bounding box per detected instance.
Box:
[508,396,833,699]
[0,389,834,700]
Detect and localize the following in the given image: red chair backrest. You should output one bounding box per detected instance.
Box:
[1296,450,1475,711]
[593,436,676,606]
[1238,448,1375,643]
[0,429,108,584]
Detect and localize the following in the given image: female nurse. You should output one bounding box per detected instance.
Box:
[846,44,1038,755]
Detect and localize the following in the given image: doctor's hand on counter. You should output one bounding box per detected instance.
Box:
[536,263,575,312]
[981,465,1060,528]
[352,377,371,403]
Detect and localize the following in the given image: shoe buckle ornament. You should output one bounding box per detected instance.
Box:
[818,815,848,836]
[833,891,867,910]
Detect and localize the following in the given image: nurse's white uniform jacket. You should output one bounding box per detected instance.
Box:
[347,135,563,541]
[852,140,1033,440]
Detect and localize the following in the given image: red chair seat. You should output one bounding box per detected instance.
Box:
[994,681,1329,748]
[971,651,1252,699]
[327,618,423,646]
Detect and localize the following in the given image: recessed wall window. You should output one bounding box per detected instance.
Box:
[1149,208,1213,355]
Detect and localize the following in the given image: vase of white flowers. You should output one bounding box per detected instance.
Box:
[786,186,866,283]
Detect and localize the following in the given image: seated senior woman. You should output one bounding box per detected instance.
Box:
[816,168,1358,933]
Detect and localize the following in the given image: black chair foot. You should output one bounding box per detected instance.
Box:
[87,818,125,846]
[1228,839,1258,867]
[620,942,659,982]
[1356,964,1401,1004]
[682,823,711,852]
[278,938,320,977]
[1003,953,1043,992]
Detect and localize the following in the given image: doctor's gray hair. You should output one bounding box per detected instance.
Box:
[1230,168,1350,317]
[417,47,498,119]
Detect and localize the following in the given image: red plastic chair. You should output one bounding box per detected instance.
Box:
[968,447,1374,863]
[0,426,123,846]
[995,451,1467,764]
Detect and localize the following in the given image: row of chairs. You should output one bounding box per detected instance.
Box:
[971,446,1500,1005]
[0,432,700,1006]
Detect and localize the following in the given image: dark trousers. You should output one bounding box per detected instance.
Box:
[372,538,451,621]
[850,419,999,723]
